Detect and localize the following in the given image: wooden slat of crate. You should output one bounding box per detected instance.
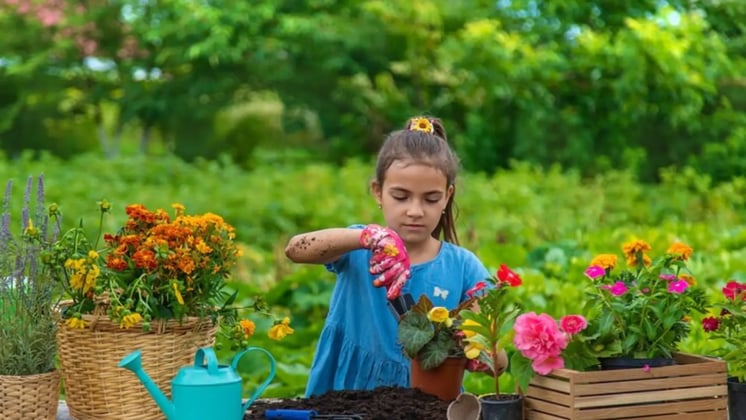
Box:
[525,353,728,420]
[575,397,728,420]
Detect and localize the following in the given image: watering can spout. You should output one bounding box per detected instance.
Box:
[118,350,177,420]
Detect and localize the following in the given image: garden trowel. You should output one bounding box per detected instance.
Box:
[387,293,415,321]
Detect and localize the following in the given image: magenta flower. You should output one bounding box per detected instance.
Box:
[513,312,568,361]
[559,315,588,335]
[466,281,488,298]
[702,316,720,332]
[659,274,676,281]
[642,364,651,373]
[584,265,606,280]
[668,280,689,294]
[609,281,628,296]
[530,354,565,375]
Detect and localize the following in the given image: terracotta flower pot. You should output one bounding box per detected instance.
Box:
[410,357,466,401]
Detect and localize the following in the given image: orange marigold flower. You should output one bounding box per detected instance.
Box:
[622,240,652,259]
[679,274,696,286]
[239,319,256,338]
[626,253,652,267]
[589,254,618,270]
[667,242,693,261]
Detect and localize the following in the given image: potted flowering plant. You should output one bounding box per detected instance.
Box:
[0,175,61,419]
[580,239,708,368]
[701,280,746,415]
[456,264,523,419]
[397,293,477,400]
[46,202,292,420]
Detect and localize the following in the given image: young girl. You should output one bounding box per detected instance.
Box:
[285,116,489,397]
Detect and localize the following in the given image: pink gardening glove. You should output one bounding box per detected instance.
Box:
[359,224,411,299]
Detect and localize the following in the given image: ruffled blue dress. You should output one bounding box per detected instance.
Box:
[304,237,489,397]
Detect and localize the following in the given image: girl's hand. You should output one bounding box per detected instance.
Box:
[359,224,411,299]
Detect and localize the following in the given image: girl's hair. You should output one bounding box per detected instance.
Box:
[374,116,461,244]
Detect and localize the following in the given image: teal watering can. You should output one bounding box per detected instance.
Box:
[118,346,276,420]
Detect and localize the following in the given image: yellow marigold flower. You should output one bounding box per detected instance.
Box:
[120,313,143,329]
[667,242,693,261]
[427,307,449,323]
[268,317,294,341]
[88,250,99,260]
[679,274,696,286]
[239,319,256,338]
[626,253,651,267]
[172,203,186,216]
[464,342,484,359]
[66,317,89,329]
[172,283,185,305]
[622,240,652,259]
[461,319,479,338]
[589,254,618,270]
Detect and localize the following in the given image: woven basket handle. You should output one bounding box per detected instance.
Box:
[194,347,219,375]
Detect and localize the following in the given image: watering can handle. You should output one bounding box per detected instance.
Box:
[194,347,220,375]
[233,347,276,415]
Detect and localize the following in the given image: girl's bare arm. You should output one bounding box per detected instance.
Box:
[285,228,363,264]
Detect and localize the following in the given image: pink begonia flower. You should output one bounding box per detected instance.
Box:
[559,315,588,335]
[608,281,628,296]
[659,274,677,281]
[513,312,568,361]
[584,265,605,280]
[531,354,565,375]
[668,279,689,294]
[466,281,488,298]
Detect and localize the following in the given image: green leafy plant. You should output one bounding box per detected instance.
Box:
[580,239,709,360]
[0,175,58,375]
[702,280,746,382]
[397,295,477,370]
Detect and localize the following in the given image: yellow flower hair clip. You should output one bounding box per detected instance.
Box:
[407,117,435,134]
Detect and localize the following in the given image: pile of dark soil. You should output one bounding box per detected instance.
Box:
[245,386,450,419]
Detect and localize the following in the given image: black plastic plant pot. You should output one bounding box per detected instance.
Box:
[728,377,746,420]
[479,394,523,420]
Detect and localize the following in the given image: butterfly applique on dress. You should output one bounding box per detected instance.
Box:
[433,286,449,300]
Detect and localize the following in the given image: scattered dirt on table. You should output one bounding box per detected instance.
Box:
[245,386,450,419]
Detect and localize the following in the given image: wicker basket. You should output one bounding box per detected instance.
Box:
[0,370,61,420]
[57,314,218,420]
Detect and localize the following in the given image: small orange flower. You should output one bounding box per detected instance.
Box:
[622,240,652,259]
[239,319,256,338]
[626,253,651,267]
[589,254,618,270]
[667,242,693,261]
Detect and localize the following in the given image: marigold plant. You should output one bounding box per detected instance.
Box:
[45,202,292,349]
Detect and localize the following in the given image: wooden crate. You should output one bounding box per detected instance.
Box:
[525,353,728,419]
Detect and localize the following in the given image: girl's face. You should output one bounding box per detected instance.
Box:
[372,160,454,248]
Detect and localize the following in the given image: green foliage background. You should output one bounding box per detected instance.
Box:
[3,153,746,397]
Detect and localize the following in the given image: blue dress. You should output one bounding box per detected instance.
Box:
[304,237,490,397]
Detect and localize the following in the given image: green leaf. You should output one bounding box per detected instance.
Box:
[418,330,452,370]
[508,352,535,393]
[398,313,433,358]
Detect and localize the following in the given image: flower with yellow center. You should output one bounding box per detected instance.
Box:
[408,117,434,134]
[589,254,618,270]
[268,317,294,341]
